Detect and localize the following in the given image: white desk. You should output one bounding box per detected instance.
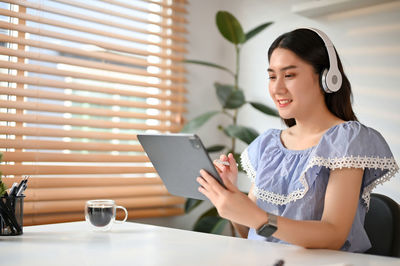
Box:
[0,221,398,266]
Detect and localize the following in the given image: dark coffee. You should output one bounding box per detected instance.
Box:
[87,206,114,227]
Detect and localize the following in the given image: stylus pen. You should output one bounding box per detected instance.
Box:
[215,159,238,167]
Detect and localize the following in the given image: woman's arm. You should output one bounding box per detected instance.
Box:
[212,153,251,238]
[273,167,363,249]
[198,167,363,250]
[231,184,256,238]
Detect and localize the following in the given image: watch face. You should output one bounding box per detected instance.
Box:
[257,224,277,237]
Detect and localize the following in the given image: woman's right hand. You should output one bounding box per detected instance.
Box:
[213,153,238,186]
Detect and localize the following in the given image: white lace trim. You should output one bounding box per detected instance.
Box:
[243,153,399,207]
[309,155,398,171]
[253,175,309,205]
[240,148,256,183]
[310,156,399,209]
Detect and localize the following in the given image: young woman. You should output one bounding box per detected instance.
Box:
[196,28,398,252]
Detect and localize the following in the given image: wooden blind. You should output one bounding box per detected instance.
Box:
[0,0,188,226]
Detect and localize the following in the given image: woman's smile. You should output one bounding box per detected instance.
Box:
[277,99,293,108]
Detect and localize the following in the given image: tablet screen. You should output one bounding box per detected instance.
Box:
[137,134,224,200]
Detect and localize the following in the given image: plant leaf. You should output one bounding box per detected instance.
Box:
[226,90,245,109]
[181,111,219,133]
[206,145,226,153]
[215,82,233,106]
[193,216,228,234]
[216,11,245,44]
[184,59,234,76]
[199,206,219,218]
[0,153,5,196]
[192,206,228,234]
[249,101,279,116]
[184,198,203,213]
[245,22,273,42]
[224,125,259,144]
[215,83,245,109]
[210,218,229,234]
[0,183,6,196]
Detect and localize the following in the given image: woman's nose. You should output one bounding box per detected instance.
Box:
[270,77,287,94]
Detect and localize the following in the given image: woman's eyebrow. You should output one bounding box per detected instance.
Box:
[267,65,297,72]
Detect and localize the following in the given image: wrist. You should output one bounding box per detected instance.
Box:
[256,212,278,237]
[253,209,269,229]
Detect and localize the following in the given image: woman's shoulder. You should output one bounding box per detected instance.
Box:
[321,120,387,148]
[314,120,395,163]
[259,127,281,141]
[311,120,398,209]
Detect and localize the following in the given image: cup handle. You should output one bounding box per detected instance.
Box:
[115,206,128,223]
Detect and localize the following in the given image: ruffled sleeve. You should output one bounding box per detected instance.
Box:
[310,121,399,208]
[240,129,274,183]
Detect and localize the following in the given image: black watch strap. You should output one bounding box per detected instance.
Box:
[256,212,278,237]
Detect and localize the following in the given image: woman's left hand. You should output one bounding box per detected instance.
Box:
[197,169,263,228]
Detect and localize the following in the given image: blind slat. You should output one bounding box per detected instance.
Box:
[0,100,181,122]
[1,165,155,175]
[24,196,184,214]
[23,207,184,226]
[0,46,187,83]
[2,177,163,188]
[0,113,182,132]
[99,0,188,23]
[0,87,187,112]
[5,0,187,43]
[0,61,187,93]
[2,151,150,163]
[0,34,186,72]
[0,139,144,152]
[0,21,184,61]
[25,184,169,201]
[146,0,188,14]
[0,73,187,100]
[52,0,187,33]
[0,126,142,141]
[0,8,187,53]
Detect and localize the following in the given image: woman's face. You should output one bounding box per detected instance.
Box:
[268,48,324,120]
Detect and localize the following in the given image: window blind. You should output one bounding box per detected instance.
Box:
[0,0,188,226]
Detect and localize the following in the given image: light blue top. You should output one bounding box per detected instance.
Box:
[240,121,399,252]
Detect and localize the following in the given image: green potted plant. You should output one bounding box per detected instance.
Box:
[0,154,6,197]
[182,11,279,235]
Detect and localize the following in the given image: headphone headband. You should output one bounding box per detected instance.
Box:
[305,28,342,93]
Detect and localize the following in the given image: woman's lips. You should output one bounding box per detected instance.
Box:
[277,99,292,108]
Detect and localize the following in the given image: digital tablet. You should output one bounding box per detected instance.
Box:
[137,133,224,200]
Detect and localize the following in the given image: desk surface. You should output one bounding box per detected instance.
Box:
[0,221,398,266]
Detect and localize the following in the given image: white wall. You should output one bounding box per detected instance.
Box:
[135,0,400,229]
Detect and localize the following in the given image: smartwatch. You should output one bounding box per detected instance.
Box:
[256,212,278,237]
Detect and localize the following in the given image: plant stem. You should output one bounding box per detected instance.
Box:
[222,110,234,119]
[231,45,241,154]
[234,45,240,91]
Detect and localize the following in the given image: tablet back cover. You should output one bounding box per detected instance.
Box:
[137,134,222,200]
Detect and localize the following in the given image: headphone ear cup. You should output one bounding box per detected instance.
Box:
[320,68,331,93]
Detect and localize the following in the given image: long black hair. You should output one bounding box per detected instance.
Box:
[267,28,358,127]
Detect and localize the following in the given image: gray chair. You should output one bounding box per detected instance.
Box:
[364,193,400,257]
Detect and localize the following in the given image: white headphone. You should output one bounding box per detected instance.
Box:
[306,28,342,93]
